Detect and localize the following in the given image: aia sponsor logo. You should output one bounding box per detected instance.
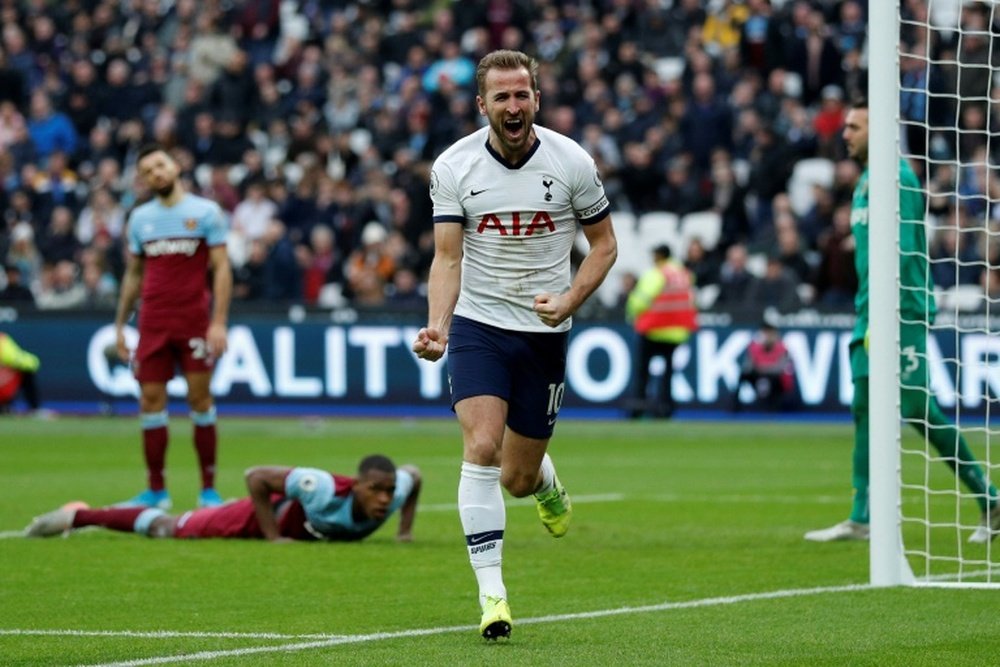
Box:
[476,211,555,235]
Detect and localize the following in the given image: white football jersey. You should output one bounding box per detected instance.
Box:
[430,124,610,332]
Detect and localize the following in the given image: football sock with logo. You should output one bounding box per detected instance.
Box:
[534,452,556,497]
[141,410,169,491]
[191,407,217,489]
[459,461,506,607]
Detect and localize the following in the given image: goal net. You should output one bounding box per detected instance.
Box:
[870,0,1000,587]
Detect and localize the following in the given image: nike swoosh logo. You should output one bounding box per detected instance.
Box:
[469,534,493,544]
[548,417,557,426]
[470,189,487,196]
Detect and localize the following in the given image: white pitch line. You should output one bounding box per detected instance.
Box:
[0,530,24,539]
[0,629,343,640]
[70,583,871,667]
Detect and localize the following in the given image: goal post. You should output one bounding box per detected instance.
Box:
[868,0,911,587]
[870,0,999,587]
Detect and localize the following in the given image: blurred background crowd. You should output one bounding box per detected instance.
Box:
[0,0,997,319]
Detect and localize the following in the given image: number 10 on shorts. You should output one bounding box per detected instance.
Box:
[547,382,565,418]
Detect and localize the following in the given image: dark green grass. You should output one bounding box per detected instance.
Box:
[1,417,998,665]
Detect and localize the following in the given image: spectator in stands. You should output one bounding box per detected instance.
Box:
[684,237,720,288]
[346,221,395,307]
[680,72,733,173]
[300,224,344,306]
[77,188,126,246]
[0,0,889,317]
[715,242,755,308]
[746,255,802,314]
[79,247,118,309]
[773,214,813,284]
[787,1,844,106]
[812,202,858,307]
[929,227,984,289]
[231,179,277,254]
[35,259,87,310]
[5,222,41,291]
[26,90,77,163]
[233,238,268,302]
[261,218,301,302]
[0,99,26,149]
[708,149,750,247]
[0,263,33,304]
[37,206,80,265]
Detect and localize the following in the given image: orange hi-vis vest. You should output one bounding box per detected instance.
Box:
[634,263,698,335]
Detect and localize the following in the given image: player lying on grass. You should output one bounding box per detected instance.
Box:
[25,455,421,543]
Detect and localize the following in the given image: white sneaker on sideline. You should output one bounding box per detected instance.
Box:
[804,520,869,542]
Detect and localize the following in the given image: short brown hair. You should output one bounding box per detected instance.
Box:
[137,142,167,162]
[475,50,539,97]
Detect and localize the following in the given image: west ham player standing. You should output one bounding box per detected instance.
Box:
[113,144,233,510]
[412,50,617,639]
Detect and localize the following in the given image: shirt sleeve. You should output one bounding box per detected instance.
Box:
[430,161,466,223]
[203,202,229,246]
[571,155,611,225]
[388,468,415,514]
[284,467,339,516]
[126,214,142,255]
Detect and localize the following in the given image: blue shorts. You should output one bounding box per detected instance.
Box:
[447,315,569,439]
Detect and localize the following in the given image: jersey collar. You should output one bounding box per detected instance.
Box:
[484,135,541,170]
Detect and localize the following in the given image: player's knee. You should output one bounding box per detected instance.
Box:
[463,440,500,467]
[187,395,213,413]
[500,468,536,498]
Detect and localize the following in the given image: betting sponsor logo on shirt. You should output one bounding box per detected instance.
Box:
[143,238,201,257]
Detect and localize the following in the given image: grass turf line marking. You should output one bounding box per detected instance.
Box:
[0,530,24,539]
[71,584,869,667]
[0,629,345,640]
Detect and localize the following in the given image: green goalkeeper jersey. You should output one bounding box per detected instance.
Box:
[850,159,936,343]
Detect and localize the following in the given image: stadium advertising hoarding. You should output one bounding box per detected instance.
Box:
[3,313,999,415]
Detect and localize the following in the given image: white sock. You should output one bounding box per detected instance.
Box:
[459,461,506,607]
[534,452,556,496]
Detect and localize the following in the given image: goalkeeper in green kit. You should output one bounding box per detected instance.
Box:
[805,97,1000,544]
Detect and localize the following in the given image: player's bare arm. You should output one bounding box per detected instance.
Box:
[396,464,422,542]
[533,214,617,328]
[413,223,463,362]
[245,466,292,542]
[114,251,145,362]
[207,244,232,358]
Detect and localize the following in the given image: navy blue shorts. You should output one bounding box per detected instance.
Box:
[447,315,569,439]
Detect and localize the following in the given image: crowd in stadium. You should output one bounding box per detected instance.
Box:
[0,0,996,316]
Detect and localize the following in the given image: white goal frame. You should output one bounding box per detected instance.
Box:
[869,0,998,588]
[868,0,911,587]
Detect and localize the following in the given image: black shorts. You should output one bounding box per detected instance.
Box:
[447,315,568,439]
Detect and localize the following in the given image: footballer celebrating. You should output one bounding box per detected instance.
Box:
[113,144,233,511]
[413,49,617,639]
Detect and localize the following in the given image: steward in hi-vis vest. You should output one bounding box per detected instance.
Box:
[626,244,698,419]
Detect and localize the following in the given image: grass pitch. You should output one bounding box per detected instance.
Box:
[1,416,999,666]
